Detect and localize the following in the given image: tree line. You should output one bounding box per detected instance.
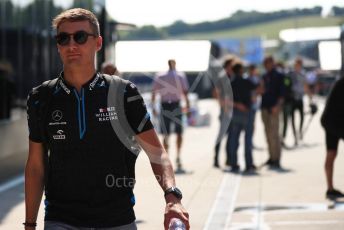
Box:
[122,6,344,40]
[2,2,344,41]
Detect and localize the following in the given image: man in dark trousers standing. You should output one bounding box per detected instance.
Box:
[261,56,285,169]
[226,63,258,172]
[24,8,189,230]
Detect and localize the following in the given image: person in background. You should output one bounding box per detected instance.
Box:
[213,58,233,168]
[261,56,285,169]
[226,63,257,172]
[101,61,119,76]
[305,69,318,101]
[152,59,190,171]
[321,77,344,200]
[281,67,294,148]
[0,61,15,120]
[290,58,309,145]
[244,64,262,171]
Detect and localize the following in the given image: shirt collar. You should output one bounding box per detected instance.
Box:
[168,70,177,75]
[57,72,102,94]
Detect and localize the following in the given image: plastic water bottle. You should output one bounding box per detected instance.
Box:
[168,218,186,230]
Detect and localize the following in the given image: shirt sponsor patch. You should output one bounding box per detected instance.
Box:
[96,107,118,122]
[49,110,67,125]
[52,110,63,121]
[53,130,66,140]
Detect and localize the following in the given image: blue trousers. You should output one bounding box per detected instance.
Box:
[244,108,256,168]
[226,109,248,168]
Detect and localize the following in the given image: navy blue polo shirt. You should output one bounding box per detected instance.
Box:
[27,73,153,228]
[261,68,285,109]
[231,75,257,108]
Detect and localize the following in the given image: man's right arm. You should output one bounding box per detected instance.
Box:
[24,140,45,229]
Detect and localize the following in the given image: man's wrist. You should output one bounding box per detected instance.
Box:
[164,186,182,199]
[165,193,182,204]
[164,186,183,205]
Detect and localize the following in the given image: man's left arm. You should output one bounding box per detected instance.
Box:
[135,129,190,230]
[125,82,189,229]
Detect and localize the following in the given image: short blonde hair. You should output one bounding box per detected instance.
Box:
[52,8,100,36]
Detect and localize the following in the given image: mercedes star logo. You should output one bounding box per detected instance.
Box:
[52,110,63,121]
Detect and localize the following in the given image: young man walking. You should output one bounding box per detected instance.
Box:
[25,8,189,230]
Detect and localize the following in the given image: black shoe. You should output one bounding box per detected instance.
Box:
[245,165,257,173]
[268,161,281,170]
[214,160,219,168]
[326,189,344,199]
[264,159,273,166]
[230,165,240,173]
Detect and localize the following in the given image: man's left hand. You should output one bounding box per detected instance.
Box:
[164,202,190,230]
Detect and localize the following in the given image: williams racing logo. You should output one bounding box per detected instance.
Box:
[96,107,118,122]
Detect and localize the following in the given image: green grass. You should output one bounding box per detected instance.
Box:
[172,16,344,40]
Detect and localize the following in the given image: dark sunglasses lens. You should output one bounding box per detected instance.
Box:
[56,33,70,46]
[74,31,89,44]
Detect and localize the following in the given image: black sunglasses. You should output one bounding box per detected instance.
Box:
[55,30,97,46]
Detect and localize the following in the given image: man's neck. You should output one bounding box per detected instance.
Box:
[63,66,96,92]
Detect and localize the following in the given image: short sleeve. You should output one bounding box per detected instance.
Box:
[124,83,154,134]
[27,88,43,143]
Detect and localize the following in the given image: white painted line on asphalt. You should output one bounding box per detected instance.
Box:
[230,220,344,228]
[252,202,269,230]
[233,202,344,213]
[224,174,241,229]
[228,201,344,229]
[253,175,268,230]
[203,173,241,230]
[0,175,24,193]
[269,220,344,226]
[202,174,228,230]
